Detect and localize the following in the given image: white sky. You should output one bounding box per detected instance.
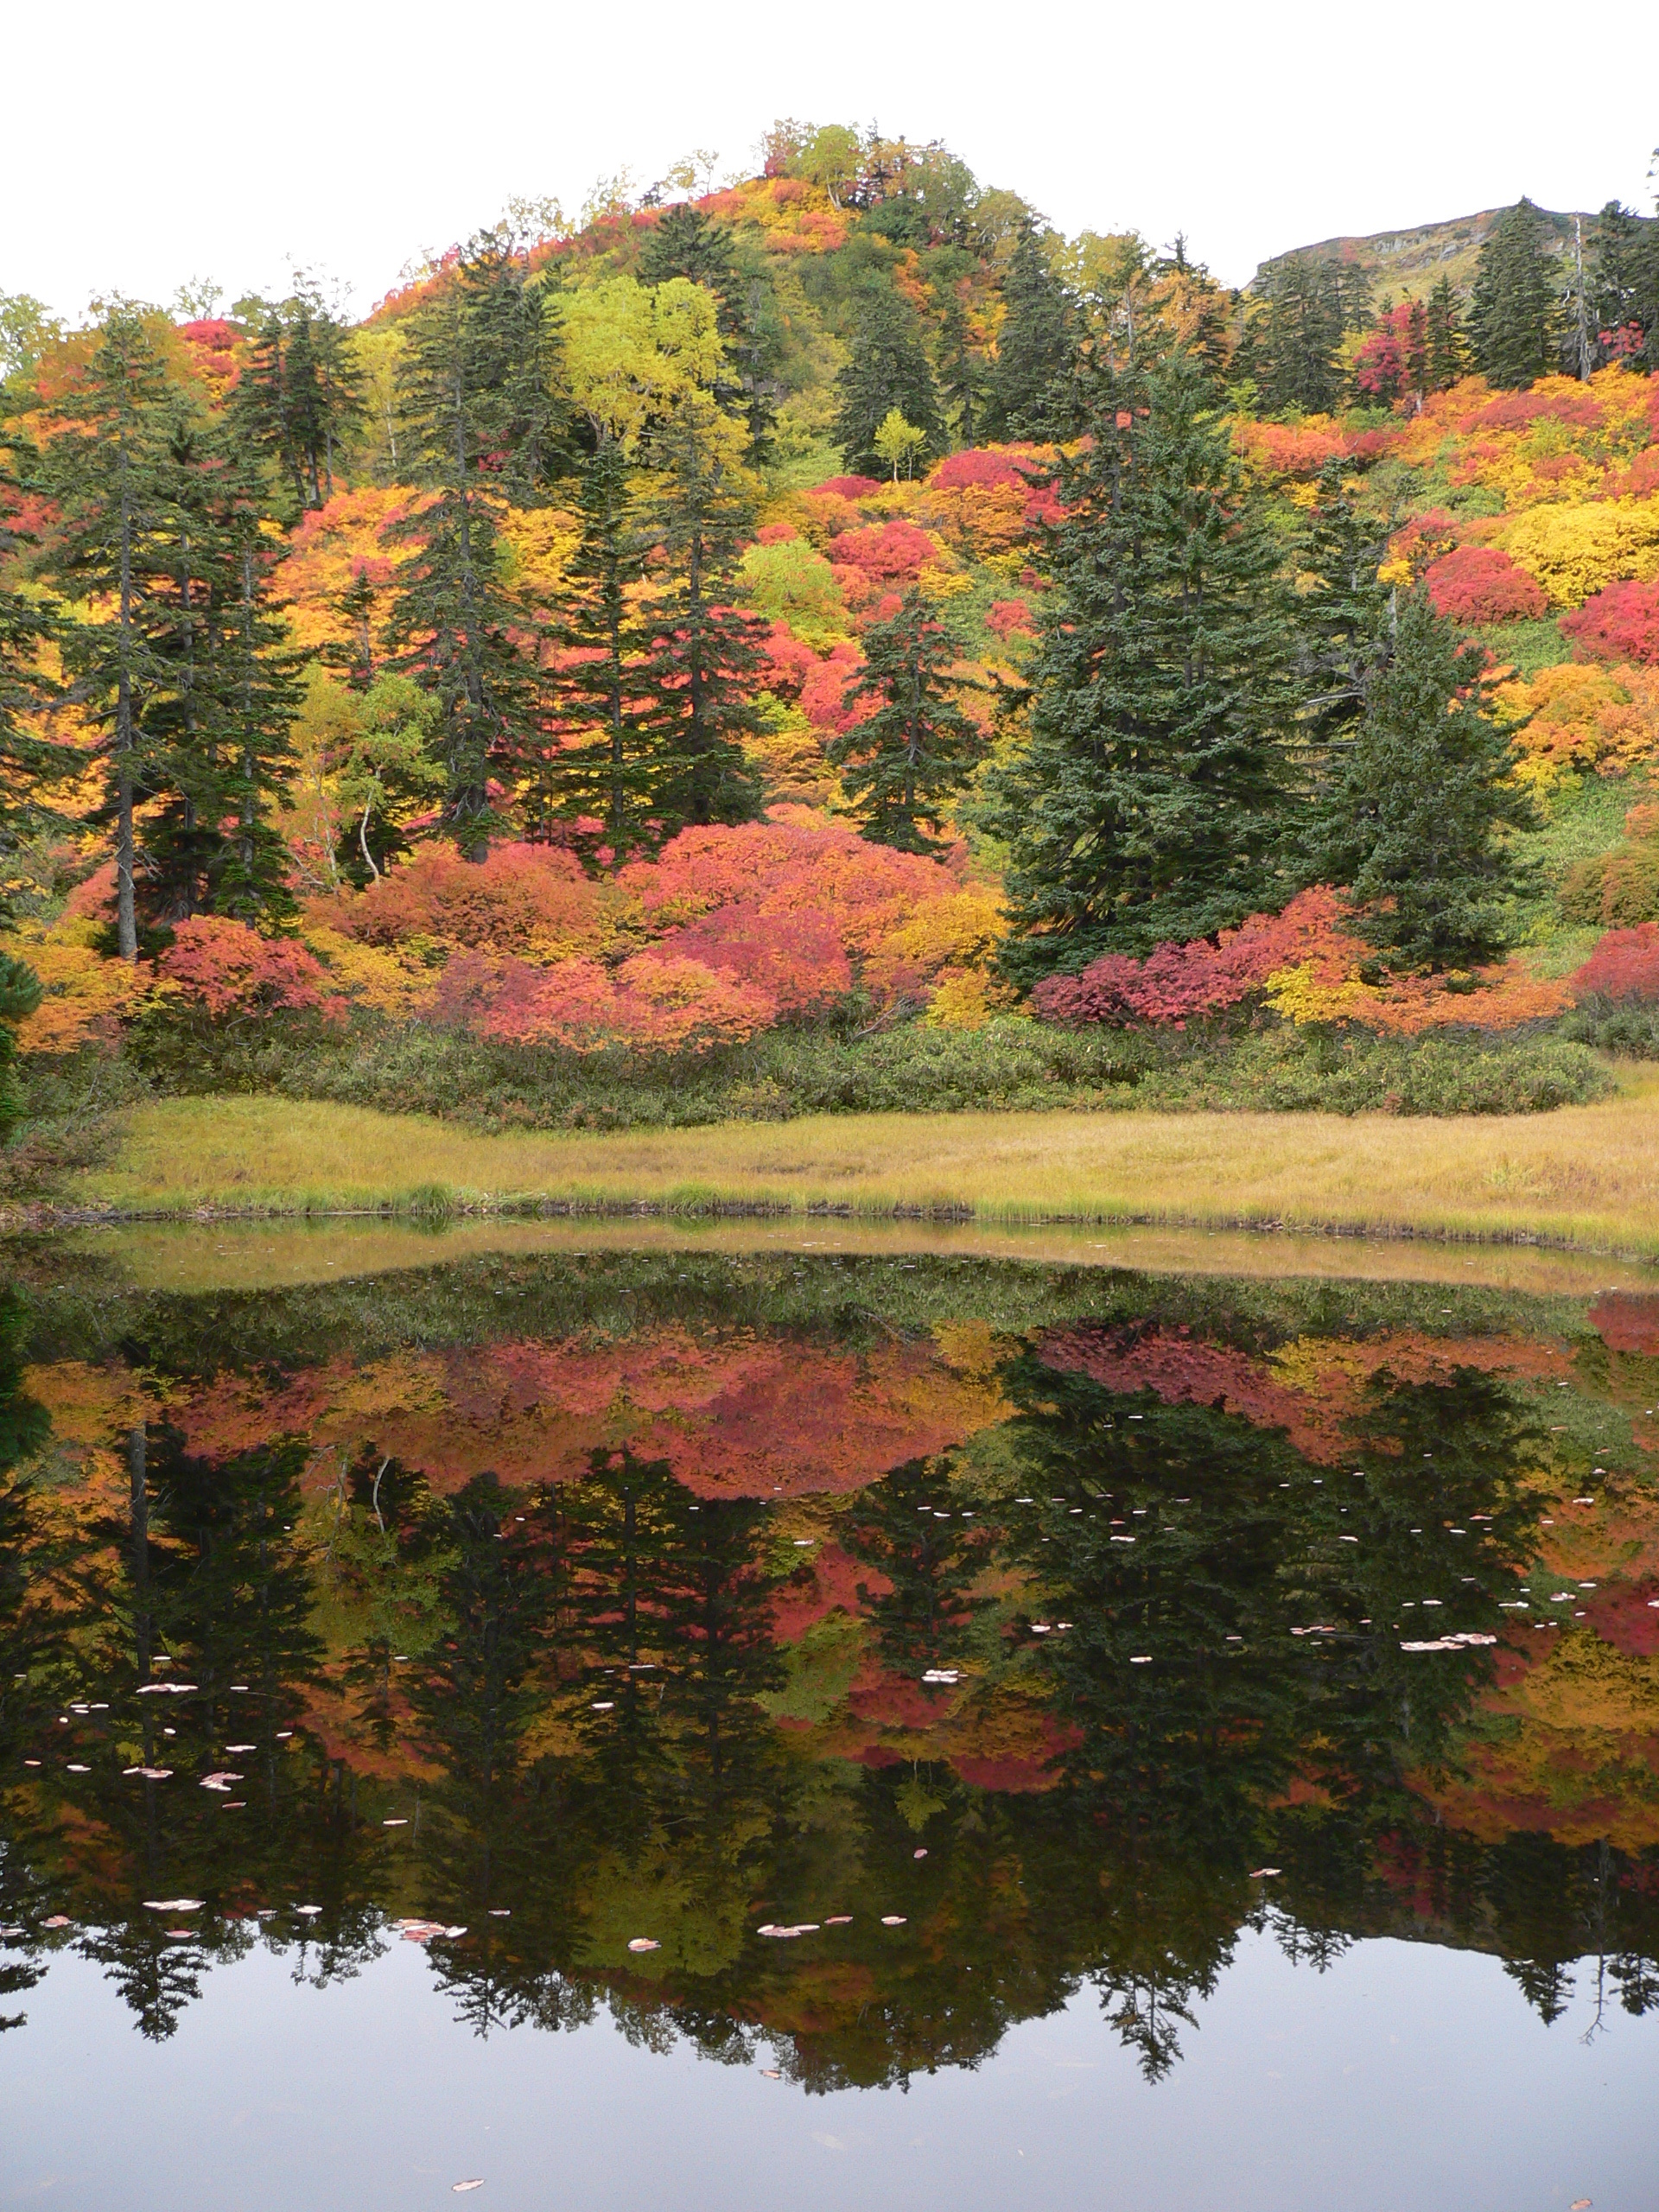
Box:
[5,0,1656,322]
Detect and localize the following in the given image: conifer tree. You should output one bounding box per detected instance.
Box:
[535,438,655,848]
[832,286,944,475]
[1470,200,1561,390]
[37,304,174,958]
[980,353,1296,981]
[1305,588,1536,973]
[1292,461,1394,760]
[635,396,762,835]
[385,241,551,855]
[0,453,72,925]
[232,288,362,518]
[453,232,569,505]
[1243,254,1366,415]
[982,225,1080,439]
[830,588,985,851]
[1423,276,1471,391]
[638,205,779,461]
[935,292,987,446]
[1589,200,1659,369]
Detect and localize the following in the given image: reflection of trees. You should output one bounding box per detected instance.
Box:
[842,1454,1000,1673]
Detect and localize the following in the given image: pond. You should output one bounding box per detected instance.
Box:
[3,1224,1657,2210]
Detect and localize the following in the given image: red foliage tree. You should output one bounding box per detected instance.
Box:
[829,521,939,580]
[1425,545,1548,626]
[1560,577,1659,665]
[157,918,343,1022]
[315,840,607,952]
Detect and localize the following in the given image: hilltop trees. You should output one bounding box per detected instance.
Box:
[1471,199,1561,390]
[982,352,1296,982]
[231,284,362,518]
[1243,254,1371,414]
[982,226,1080,439]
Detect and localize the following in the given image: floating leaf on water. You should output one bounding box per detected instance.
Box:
[824,1916,853,1925]
[1129,1656,1152,1665]
[226,1744,257,1753]
[880,1916,906,1926]
[66,1763,90,1773]
[143,1899,202,1912]
[1249,1868,1281,1879]
[760,2068,781,2079]
[1571,2201,1592,2209]
[453,2184,485,2196]
[913,1849,927,1859]
[384,1818,409,1827]
[42,1916,72,1929]
[627,1937,660,1953]
[590,1701,614,1713]
[488,1909,511,1917]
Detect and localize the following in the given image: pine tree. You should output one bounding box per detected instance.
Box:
[638,204,779,461]
[635,396,763,835]
[979,352,1297,981]
[1305,588,1536,973]
[832,286,944,475]
[1589,200,1659,370]
[231,288,362,518]
[830,588,985,852]
[385,242,550,855]
[1470,200,1561,391]
[37,304,175,958]
[935,292,987,446]
[452,232,570,505]
[1423,276,1471,392]
[534,438,655,847]
[1243,254,1363,415]
[982,225,1080,439]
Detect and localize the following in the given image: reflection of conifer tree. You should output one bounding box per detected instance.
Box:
[842,1456,998,1674]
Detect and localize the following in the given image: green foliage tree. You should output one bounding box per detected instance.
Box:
[536,438,656,848]
[935,291,987,445]
[1470,200,1561,391]
[635,397,763,834]
[981,352,1297,981]
[385,240,551,855]
[832,285,944,475]
[230,285,363,518]
[1305,588,1537,973]
[1243,253,1370,415]
[638,204,779,461]
[331,674,443,885]
[37,303,175,958]
[1424,276,1471,391]
[830,588,985,852]
[982,225,1081,439]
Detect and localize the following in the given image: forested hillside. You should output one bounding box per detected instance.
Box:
[3,124,1659,1155]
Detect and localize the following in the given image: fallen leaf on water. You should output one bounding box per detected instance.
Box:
[1249,1869,1281,1879]
[824,1916,853,1925]
[1571,2200,1592,2209]
[42,1916,71,1929]
[143,1899,202,1911]
[760,2068,781,2079]
[627,1937,660,1953]
[453,2184,484,2196]
[880,1916,906,1926]
[383,1818,408,1827]
[488,1909,511,1917]
[913,1848,927,1859]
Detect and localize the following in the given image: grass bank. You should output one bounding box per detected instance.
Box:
[43,1073,1659,1258]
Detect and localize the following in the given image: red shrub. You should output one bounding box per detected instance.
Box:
[829,521,940,580]
[1463,389,1604,434]
[1572,923,1659,1003]
[1560,577,1659,665]
[1425,545,1548,626]
[811,475,881,499]
[319,841,603,952]
[928,448,1028,491]
[664,906,852,1014]
[986,598,1037,638]
[158,918,341,1022]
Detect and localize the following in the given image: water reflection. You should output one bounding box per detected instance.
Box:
[3,1246,1658,2082]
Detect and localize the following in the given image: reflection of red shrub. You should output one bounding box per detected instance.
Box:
[1425,545,1548,625]
[1573,922,1659,1003]
[1587,1293,1659,1357]
[1560,577,1659,665]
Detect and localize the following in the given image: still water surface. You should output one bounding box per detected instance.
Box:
[3,1231,1657,2209]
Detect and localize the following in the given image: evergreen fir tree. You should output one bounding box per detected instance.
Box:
[216,455,303,924]
[1470,200,1561,391]
[638,205,779,461]
[231,288,362,518]
[0,453,73,924]
[1589,200,1659,369]
[982,225,1081,439]
[452,232,570,505]
[635,396,762,835]
[1243,254,1363,415]
[37,304,175,958]
[1305,588,1536,973]
[1293,460,1394,760]
[832,286,944,475]
[829,588,986,852]
[1423,276,1471,392]
[979,352,1297,981]
[385,244,550,855]
[935,291,987,446]
[534,438,656,848]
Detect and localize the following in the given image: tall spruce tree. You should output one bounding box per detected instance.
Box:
[0,448,72,924]
[832,286,944,475]
[982,225,1081,439]
[231,288,362,518]
[1305,588,1535,973]
[1589,200,1659,370]
[980,352,1297,981]
[535,438,655,848]
[1470,200,1561,391]
[829,588,986,852]
[1293,461,1394,760]
[1244,254,1369,415]
[385,238,552,855]
[1423,276,1471,391]
[37,305,175,958]
[935,291,987,446]
[635,396,762,835]
[638,204,779,461]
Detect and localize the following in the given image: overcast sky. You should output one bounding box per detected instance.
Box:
[6,0,1656,322]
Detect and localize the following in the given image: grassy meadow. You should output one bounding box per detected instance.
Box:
[48,1067,1659,1258]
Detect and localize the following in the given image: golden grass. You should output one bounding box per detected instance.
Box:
[52,1069,1659,1261]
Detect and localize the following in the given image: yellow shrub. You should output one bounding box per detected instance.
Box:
[922,966,1022,1030]
[300,926,440,1020]
[1494,661,1659,787]
[1497,498,1659,607]
[6,920,146,1055]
